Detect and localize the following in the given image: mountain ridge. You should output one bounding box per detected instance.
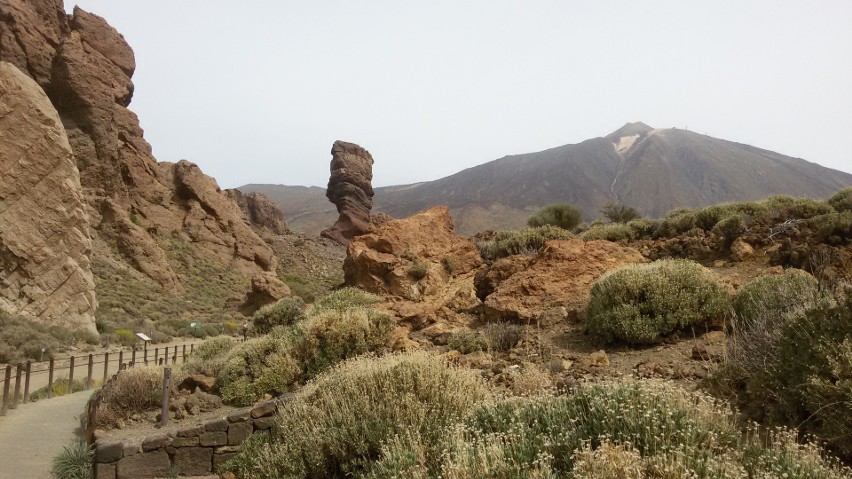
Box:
[243,124,852,235]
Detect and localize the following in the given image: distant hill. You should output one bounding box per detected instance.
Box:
[242,123,852,235]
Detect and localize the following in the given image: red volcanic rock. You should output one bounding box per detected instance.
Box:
[321,141,374,244]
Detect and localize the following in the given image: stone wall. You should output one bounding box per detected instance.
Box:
[93,397,284,478]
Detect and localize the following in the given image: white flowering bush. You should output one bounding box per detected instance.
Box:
[586,259,730,344]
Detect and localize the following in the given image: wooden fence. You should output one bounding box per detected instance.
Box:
[0,343,197,417]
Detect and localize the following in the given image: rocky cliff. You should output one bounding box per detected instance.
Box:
[321,141,375,244]
[0,1,286,330]
[0,61,97,333]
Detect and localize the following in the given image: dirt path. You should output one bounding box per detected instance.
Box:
[0,389,92,479]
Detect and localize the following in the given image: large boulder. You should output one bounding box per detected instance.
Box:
[344,206,482,303]
[478,239,645,323]
[321,141,374,244]
[0,61,97,333]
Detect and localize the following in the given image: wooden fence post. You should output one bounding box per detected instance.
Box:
[103,352,109,386]
[1,365,11,415]
[182,344,186,362]
[23,361,31,404]
[11,363,22,409]
[154,347,158,365]
[131,348,136,367]
[69,356,75,393]
[48,358,55,399]
[160,367,172,427]
[87,354,94,390]
[118,351,124,372]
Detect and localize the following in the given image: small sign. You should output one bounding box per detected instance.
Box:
[135,333,152,342]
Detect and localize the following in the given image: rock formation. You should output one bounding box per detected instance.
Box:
[321,141,375,244]
[0,61,97,333]
[344,206,482,301]
[475,239,645,322]
[226,189,289,235]
[0,1,282,328]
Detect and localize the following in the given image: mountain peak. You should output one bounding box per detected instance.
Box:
[605,122,653,140]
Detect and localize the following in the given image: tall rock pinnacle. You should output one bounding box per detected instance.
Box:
[321,141,375,244]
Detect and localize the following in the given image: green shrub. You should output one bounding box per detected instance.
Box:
[181,336,236,379]
[810,211,852,241]
[827,187,852,213]
[626,218,656,238]
[654,208,698,237]
[441,256,456,274]
[711,213,745,245]
[447,330,489,354]
[30,378,88,401]
[217,330,302,406]
[220,351,491,478]
[51,441,93,479]
[477,225,575,261]
[408,262,428,280]
[579,223,635,242]
[218,307,394,406]
[729,270,821,376]
[761,292,852,458]
[766,195,834,220]
[297,307,395,378]
[114,329,137,348]
[600,203,641,223]
[527,204,583,230]
[586,259,730,344]
[313,287,382,311]
[252,297,306,334]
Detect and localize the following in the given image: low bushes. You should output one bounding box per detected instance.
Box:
[586,259,730,344]
[312,287,382,311]
[223,356,850,478]
[221,351,491,478]
[0,311,98,363]
[94,366,163,428]
[579,223,635,242]
[203,288,396,405]
[252,297,306,334]
[527,203,582,230]
[477,225,575,261]
[721,289,852,459]
[827,187,852,213]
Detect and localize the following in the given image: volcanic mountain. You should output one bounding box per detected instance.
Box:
[244,123,852,235]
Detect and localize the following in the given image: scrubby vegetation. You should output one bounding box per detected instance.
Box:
[527,203,583,230]
[93,366,163,428]
[252,297,306,334]
[579,222,635,242]
[191,288,393,406]
[477,225,575,261]
[0,311,98,363]
[30,378,89,402]
[93,233,249,343]
[222,353,850,478]
[827,187,852,213]
[715,286,852,459]
[601,202,641,223]
[221,351,492,478]
[586,259,730,344]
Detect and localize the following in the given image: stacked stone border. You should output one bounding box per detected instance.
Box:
[93,395,288,479]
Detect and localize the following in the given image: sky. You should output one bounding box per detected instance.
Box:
[67,1,852,189]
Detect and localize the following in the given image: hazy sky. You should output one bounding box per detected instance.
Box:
[68,1,852,189]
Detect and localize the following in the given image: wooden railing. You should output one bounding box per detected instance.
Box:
[0,343,197,416]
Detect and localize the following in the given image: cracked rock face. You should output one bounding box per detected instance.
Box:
[321,141,374,244]
[0,61,97,333]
